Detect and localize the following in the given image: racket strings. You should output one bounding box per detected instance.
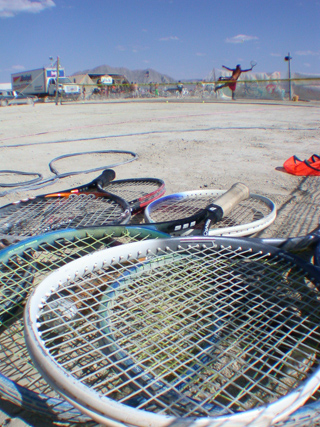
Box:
[0,194,128,237]
[0,196,79,235]
[148,195,211,221]
[32,244,320,417]
[0,317,54,398]
[105,180,164,201]
[212,198,274,229]
[0,237,112,397]
[0,229,163,406]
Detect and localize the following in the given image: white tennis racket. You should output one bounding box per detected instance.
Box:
[144,188,276,236]
[25,236,320,427]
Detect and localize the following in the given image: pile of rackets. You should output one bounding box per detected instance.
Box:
[1,169,320,427]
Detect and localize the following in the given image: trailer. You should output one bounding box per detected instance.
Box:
[11,67,81,100]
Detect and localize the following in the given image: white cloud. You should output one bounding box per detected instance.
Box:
[159,36,179,41]
[226,34,258,44]
[0,0,55,18]
[270,53,281,57]
[131,45,148,53]
[116,45,126,51]
[295,50,319,56]
[304,63,311,67]
[196,52,206,57]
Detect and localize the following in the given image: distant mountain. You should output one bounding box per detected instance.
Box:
[72,65,176,84]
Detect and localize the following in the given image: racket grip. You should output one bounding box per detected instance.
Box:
[214,183,250,217]
[92,169,116,189]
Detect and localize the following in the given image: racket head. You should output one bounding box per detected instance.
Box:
[0,191,131,238]
[24,236,320,427]
[144,189,276,236]
[0,225,168,421]
[101,178,166,213]
[250,60,257,68]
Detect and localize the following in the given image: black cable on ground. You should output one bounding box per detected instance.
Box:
[0,127,318,149]
[0,150,138,197]
[49,150,138,176]
[0,171,43,187]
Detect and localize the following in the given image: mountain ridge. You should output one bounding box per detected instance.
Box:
[72,64,177,84]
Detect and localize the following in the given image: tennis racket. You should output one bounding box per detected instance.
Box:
[144,185,276,236]
[0,169,131,239]
[25,236,320,427]
[0,225,168,422]
[250,60,258,69]
[249,224,320,267]
[100,177,166,213]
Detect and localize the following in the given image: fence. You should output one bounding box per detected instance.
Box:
[76,76,320,103]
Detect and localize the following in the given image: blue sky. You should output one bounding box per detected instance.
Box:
[0,0,319,83]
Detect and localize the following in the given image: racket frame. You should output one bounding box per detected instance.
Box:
[24,236,320,427]
[144,189,276,236]
[248,224,320,253]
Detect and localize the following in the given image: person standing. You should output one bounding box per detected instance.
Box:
[177,81,184,95]
[133,82,139,98]
[154,83,159,97]
[215,64,253,100]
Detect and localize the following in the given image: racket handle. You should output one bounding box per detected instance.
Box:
[91,169,116,189]
[214,182,250,216]
[202,183,250,235]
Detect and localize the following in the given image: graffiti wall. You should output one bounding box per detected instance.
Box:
[207,69,320,101]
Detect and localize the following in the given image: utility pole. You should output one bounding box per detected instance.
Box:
[284,52,292,100]
[55,56,60,105]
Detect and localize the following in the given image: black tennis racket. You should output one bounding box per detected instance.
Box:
[249,224,320,266]
[144,183,277,236]
[25,236,320,427]
[0,169,131,239]
[0,225,168,422]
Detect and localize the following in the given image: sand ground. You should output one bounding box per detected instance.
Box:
[0,97,319,426]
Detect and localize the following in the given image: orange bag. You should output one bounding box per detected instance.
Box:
[283,154,320,176]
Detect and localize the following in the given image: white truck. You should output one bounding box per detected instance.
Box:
[11,67,81,100]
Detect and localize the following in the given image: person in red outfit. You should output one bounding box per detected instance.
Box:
[215,64,253,99]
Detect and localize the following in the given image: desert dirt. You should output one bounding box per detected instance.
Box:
[0,97,319,426]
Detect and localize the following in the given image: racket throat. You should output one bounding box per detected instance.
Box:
[202,204,224,236]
